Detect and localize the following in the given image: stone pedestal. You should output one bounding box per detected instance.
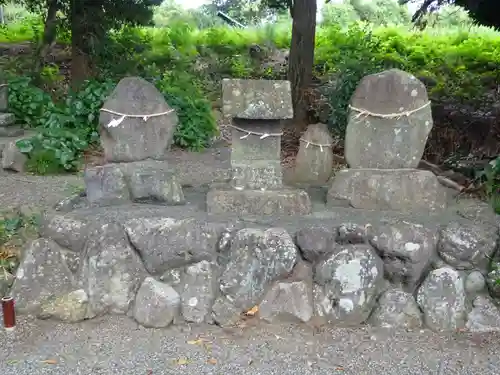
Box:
[327,169,447,212]
[328,69,447,213]
[207,79,312,216]
[84,160,185,207]
[0,84,23,137]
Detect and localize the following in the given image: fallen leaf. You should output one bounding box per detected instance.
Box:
[335,367,344,371]
[187,339,204,345]
[245,305,259,316]
[207,358,217,365]
[173,357,189,365]
[41,359,58,365]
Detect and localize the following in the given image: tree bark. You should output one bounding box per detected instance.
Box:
[70,0,94,90]
[33,0,60,85]
[288,0,317,133]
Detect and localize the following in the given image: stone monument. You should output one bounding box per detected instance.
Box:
[83,76,185,207]
[327,69,447,212]
[206,79,312,216]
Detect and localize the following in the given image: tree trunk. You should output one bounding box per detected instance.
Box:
[288,0,317,133]
[33,0,60,85]
[70,0,93,90]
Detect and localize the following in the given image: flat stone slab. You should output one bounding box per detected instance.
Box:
[222,79,293,119]
[327,168,448,212]
[206,188,312,216]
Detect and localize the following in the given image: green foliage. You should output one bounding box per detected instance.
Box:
[155,72,218,151]
[16,80,115,174]
[475,157,500,213]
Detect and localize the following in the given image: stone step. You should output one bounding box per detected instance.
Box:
[0,113,15,127]
[0,126,24,137]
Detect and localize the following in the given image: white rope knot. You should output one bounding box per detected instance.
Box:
[100,108,175,128]
[299,138,333,152]
[227,124,283,139]
[348,101,430,121]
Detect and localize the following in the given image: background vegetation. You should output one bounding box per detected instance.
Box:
[0,0,499,197]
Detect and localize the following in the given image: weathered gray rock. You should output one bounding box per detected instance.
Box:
[466,296,500,333]
[133,277,180,328]
[0,272,14,298]
[337,223,370,245]
[438,222,497,271]
[369,288,422,329]
[99,76,178,162]
[123,217,225,275]
[54,193,88,213]
[313,244,384,325]
[259,280,313,323]
[230,163,283,190]
[328,168,447,212]
[211,296,242,327]
[222,79,293,119]
[10,238,75,313]
[85,161,184,207]
[121,160,184,203]
[367,222,438,293]
[217,228,298,313]
[0,83,8,112]
[345,69,433,169]
[294,123,334,185]
[38,289,89,322]
[180,260,219,323]
[417,267,466,332]
[294,226,337,263]
[206,188,312,216]
[465,271,486,296]
[40,213,89,253]
[2,140,27,172]
[84,164,130,206]
[79,223,147,317]
[0,113,15,127]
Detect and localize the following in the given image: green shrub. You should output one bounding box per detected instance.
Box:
[155,71,218,151]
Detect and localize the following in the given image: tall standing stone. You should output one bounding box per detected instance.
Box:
[327,69,447,212]
[206,79,312,216]
[345,68,433,169]
[99,76,178,163]
[83,76,184,207]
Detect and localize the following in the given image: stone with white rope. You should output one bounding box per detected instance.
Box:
[98,76,178,162]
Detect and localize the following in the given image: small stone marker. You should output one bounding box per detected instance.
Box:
[99,76,178,163]
[327,69,447,212]
[207,79,312,216]
[293,123,334,185]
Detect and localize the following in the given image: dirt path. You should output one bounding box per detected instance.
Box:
[1,314,498,375]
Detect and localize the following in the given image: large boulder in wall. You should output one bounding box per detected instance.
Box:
[99,76,178,163]
[345,69,433,169]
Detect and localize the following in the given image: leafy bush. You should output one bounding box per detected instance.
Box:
[16,80,115,174]
[155,71,218,150]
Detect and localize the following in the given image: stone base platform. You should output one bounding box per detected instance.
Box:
[84,159,185,207]
[327,168,448,212]
[206,187,312,216]
[4,197,500,333]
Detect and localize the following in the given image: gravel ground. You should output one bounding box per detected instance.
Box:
[0,315,499,375]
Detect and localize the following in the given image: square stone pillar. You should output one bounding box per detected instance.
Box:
[206,79,312,216]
